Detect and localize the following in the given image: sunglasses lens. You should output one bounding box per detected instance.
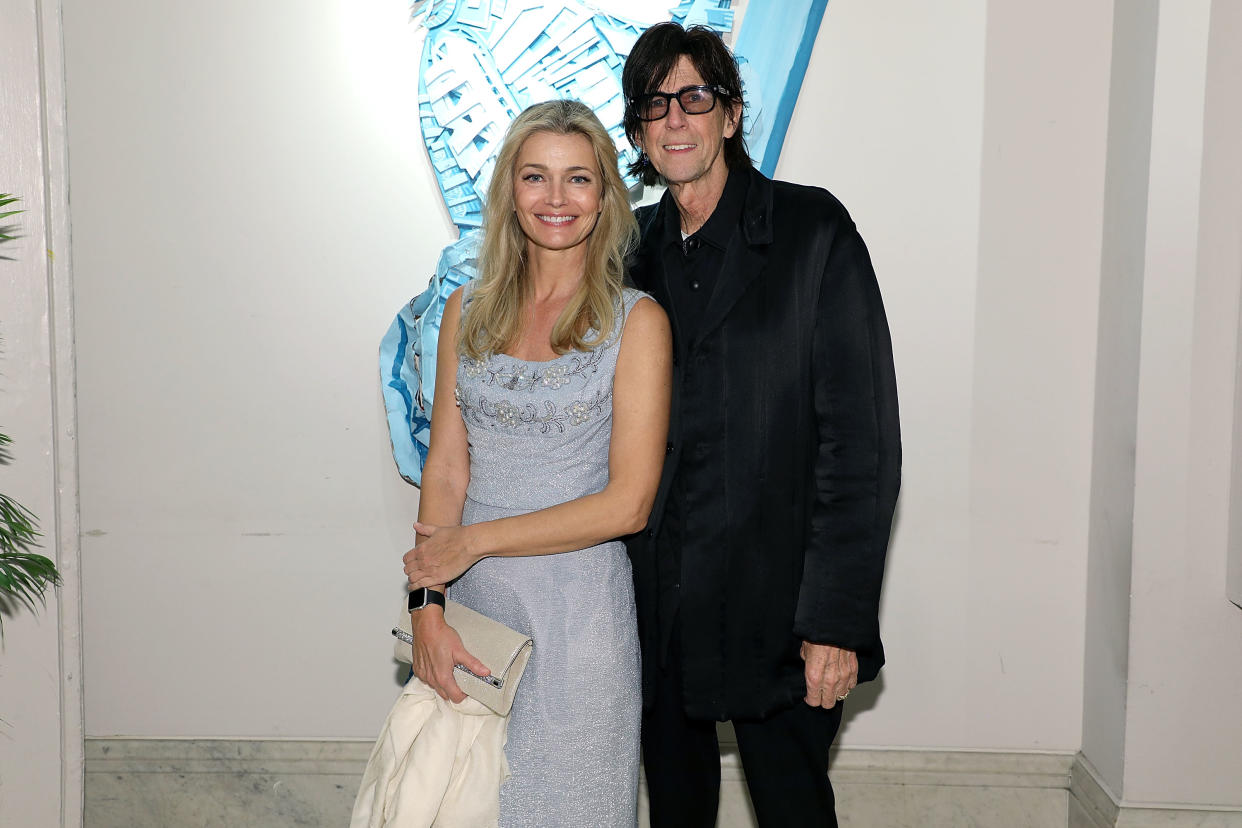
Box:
[679,88,715,114]
[640,96,668,121]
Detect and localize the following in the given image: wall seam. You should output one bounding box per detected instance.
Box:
[36,0,84,824]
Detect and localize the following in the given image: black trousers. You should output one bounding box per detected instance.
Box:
[641,624,844,828]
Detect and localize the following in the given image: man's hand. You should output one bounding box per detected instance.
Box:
[801,641,858,709]
[404,522,480,587]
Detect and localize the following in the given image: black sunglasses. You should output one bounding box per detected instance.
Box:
[631,85,732,122]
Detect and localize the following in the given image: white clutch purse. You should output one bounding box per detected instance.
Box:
[392,599,533,716]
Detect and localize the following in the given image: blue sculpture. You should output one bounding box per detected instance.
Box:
[381,0,827,483]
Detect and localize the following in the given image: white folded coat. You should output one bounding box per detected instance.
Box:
[350,676,510,828]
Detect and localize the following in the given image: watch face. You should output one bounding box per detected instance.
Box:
[407,588,444,612]
[408,588,429,612]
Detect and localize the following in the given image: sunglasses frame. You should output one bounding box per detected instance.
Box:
[631,85,732,122]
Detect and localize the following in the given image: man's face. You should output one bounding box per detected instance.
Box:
[637,55,739,188]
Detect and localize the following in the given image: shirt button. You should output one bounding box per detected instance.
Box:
[689,279,701,291]
[665,442,674,455]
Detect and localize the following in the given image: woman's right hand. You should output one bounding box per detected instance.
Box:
[409,608,491,704]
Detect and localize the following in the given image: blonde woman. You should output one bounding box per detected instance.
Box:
[401,100,672,825]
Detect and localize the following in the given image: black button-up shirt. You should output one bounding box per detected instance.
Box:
[659,167,749,345]
[655,168,750,639]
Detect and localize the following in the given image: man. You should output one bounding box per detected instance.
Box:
[621,23,901,827]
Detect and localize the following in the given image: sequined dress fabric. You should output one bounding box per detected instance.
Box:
[448,286,647,827]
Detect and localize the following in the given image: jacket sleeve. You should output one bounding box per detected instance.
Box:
[793,214,902,654]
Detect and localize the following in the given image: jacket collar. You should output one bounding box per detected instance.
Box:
[634,166,774,348]
[660,166,752,252]
[635,166,770,276]
[738,165,774,246]
[637,165,773,254]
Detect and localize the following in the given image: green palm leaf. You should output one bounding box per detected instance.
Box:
[1,191,62,626]
[0,193,21,257]
[0,493,58,620]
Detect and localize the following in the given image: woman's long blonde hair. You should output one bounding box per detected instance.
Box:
[459,99,639,359]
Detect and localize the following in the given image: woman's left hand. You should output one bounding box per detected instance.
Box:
[404,521,481,587]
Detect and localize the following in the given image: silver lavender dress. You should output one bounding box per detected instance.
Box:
[447,286,647,827]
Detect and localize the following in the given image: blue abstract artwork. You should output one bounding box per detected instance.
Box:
[381,0,828,483]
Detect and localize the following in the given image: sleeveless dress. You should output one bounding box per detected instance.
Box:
[448,286,648,827]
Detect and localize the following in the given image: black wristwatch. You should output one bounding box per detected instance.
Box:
[407,587,446,613]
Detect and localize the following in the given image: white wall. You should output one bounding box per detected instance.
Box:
[0,0,82,824]
[1081,0,1158,795]
[57,0,1242,814]
[970,0,1116,754]
[1220,0,1242,615]
[66,0,449,737]
[1124,0,1242,807]
[782,0,1008,749]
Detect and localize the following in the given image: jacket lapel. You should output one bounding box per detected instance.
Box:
[631,201,666,295]
[692,168,774,350]
[633,196,689,361]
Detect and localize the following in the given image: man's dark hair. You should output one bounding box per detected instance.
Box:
[622,23,751,186]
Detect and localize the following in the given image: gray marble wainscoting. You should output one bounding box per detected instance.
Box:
[86,740,367,826]
[1068,758,1242,828]
[830,749,1073,828]
[85,739,1242,827]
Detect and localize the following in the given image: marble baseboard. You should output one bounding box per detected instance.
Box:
[1069,754,1242,828]
[86,739,368,828]
[1115,812,1242,828]
[828,749,1072,828]
[84,739,1241,828]
[1070,756,1118,828]
[85,739,1070,828]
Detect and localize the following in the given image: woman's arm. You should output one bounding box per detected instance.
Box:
[407,287,489,703]
[403,296,673,587]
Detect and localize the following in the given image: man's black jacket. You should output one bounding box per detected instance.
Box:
[625,165,901,720]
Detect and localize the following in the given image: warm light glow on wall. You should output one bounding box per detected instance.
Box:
[337,2,427,167]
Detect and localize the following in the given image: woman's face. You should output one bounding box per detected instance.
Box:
[512,130,603,256]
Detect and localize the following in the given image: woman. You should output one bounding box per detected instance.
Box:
[402,99,672,826]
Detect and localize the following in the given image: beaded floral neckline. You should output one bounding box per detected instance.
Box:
[461,346,605,392]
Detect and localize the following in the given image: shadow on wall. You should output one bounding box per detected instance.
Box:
[835,671,885,751]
